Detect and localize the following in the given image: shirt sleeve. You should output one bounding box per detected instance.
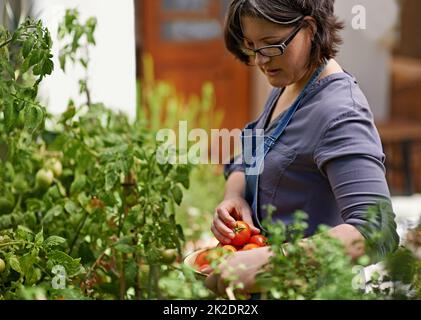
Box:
[224,154,245,180]
[314,111,399,259]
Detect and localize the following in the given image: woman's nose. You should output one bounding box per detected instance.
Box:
[254,52,271,66]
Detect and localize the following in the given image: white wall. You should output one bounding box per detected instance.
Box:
[335,0,399,122]
[31,0,136,120]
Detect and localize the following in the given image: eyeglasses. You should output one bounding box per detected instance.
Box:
[240,22,304,58]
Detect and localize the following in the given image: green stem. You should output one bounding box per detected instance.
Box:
[169,196,176,215]
[34,261,49,279]
[0,240,27,248]
[12,194,23,214]
[71,133,100,158]
[85,85,91,107]
[10,93,42,109]
[147,263,153,299]
[0,23,43,49]
[0,38,12,49]
[83,144,100,158]
[117,200,125,238]
[18,24,39,31]
[68,211,89,255]
[119,252,126,300]
[168,264,183,272]
[84,44,92,107]
[118,172,135,237]
[85,249,108,280]
[154,264,162,299]
[135,253,142,300]
[147,264,161,299]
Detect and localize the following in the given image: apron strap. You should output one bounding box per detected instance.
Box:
[243,60,328,231]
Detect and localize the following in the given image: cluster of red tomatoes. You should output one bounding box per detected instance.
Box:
[194,221,268,273]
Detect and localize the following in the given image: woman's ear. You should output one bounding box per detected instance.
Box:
[303,16,317,41]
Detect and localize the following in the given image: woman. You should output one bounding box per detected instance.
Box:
[205,0,399,296]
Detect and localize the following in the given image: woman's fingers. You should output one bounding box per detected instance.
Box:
[216,207,237,228]
[214,199,261,238]
[213,216,235,239]
[211,224,232,244]
[242,216,261,235]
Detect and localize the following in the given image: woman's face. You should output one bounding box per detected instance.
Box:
[241,16,313,88]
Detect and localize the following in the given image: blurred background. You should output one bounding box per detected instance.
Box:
[1,0,420,241]
[134,0,421,198]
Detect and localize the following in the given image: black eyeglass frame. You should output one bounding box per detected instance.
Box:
[241,20,305,58]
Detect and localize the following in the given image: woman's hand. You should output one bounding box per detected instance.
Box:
[212,196,260,244]
[204,247,272,297]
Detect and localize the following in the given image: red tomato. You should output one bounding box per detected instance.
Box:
[241,243,260,251]
[198,264,212,274]
[249,235,268,247]
[195,250,210,267]
[231,221,251,246]
[195,248,224,267]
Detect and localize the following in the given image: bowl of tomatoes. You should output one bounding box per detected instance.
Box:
[183,247,214,277]
[184,221,269,277]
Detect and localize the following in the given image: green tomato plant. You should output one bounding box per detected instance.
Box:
[0,16,85,300]
[0,9,215,300]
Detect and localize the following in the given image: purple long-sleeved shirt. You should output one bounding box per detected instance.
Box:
[225,72,399,257]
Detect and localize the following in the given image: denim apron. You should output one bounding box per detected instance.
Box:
[241,61,327,233]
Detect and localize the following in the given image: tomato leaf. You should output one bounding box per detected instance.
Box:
[4,100,18,132]
[35,228,44,247]
[16,225,33,241]
[70,175,87,195]
[47,250,84,277]
[171,185,183,206]
[105,170,119,191]
[42,58,54,75]
[42,205,64,224]
[8,256,22,274]
[174,166,190,189]
[28,49,42,68]
[64,200,78,215]
[56,180,67,197]
[22,38,34,58]
[20,253,37,278]
[43,236,67,249]
[24,105,44,133]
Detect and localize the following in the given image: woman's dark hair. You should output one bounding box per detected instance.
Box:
[224,0,344,69]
